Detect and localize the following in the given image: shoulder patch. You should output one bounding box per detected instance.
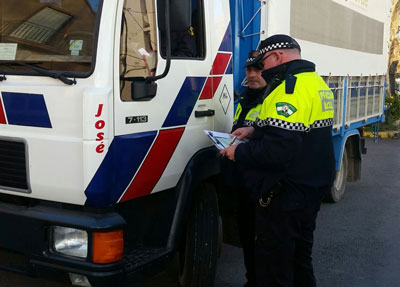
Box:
[318,90,334,111]
[276,102,297,118]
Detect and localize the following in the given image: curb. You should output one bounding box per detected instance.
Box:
[363,131,400,139]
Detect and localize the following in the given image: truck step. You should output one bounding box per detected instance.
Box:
[123,244,168,272]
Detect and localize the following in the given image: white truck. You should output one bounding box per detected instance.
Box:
[0,0,390,286]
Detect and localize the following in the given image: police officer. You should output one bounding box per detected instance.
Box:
[230,51,267,287]
[221,34,335,287]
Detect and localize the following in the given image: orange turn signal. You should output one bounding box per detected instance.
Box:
[92,230,124,264]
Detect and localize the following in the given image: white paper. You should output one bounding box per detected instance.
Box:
[0,43,18,61]
[204,130,246,150]
[138,48,150,57]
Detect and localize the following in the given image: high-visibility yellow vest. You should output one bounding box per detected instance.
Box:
[255,72,334,131]
[233,103,261,127]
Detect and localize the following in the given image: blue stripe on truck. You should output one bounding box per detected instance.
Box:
[162,77,206,128]
[1,92,52,128]
[85,131,157,207]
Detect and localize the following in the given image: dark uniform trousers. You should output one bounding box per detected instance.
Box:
[254,193,321,287]
[236,188,256,286]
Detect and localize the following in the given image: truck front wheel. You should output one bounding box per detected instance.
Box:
[178,182,220,287]
[325,148,348,203]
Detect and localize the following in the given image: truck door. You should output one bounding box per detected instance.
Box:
[209,0,234,132]
[112,0,214,202]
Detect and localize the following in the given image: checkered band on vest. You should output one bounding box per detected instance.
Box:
[259,42,295,55]
[244,120,256,127]
[256,117,333,131]
[310,118,333,128]
[256,118,308,131]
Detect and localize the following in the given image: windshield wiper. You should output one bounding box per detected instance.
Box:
[0,62,76,85]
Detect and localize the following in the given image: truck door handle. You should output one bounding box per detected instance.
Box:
[195,109,215,118]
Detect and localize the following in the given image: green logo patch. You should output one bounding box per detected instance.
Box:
[276,102,297,118]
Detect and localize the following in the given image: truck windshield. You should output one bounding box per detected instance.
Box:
[0,0,101,75]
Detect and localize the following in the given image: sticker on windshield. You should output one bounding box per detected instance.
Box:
[69,40,83,56]
[0,43,17,61]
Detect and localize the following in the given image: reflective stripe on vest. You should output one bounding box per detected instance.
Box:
[243,105,261,126]
[233,103,261,127]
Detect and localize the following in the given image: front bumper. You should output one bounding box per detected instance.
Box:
[0,200,126,286]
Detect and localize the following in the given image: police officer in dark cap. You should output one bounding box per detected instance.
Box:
[221,34,335,287]
[235,50,267,287]
[221,50,267,287]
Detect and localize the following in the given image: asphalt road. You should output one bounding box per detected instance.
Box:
[1,138,400,287]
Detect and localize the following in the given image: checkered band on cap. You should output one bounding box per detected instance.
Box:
[257,34,301,56]
[245,50,262,68]
[259,42,297,55]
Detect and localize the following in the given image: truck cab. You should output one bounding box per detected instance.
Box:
[0,0,232,286]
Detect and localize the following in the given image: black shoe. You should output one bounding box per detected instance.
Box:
[243,282,255,287]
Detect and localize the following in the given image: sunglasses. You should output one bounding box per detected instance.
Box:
[261,51,283,67]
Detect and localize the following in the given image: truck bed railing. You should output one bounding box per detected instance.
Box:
[323,75,385,132]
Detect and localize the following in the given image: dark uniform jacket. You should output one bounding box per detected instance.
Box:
[232,86,267,132]
[222,86,266,189]
[235,60,336,211]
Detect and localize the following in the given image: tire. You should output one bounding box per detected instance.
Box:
[325,148,348,203]
[178,183,220,287]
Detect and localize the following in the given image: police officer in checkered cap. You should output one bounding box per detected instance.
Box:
[220,34,335,287]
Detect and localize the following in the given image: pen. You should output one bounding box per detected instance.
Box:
[229,136,237,146]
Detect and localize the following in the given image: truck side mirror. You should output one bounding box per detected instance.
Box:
[130,78,158,101]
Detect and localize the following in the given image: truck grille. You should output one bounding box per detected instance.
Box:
[0,140,29,192]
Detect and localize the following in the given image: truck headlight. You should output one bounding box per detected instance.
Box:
[51,226,88,258]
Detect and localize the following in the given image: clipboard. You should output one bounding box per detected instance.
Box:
[204,130,247,150]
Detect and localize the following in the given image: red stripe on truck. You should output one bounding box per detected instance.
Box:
[210,53,232,75]
[199,76,222,100]
[0,98,6,124]
[120,127,185,202]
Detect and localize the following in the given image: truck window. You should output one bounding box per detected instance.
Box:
[0,0,101,74]
[120,0,157,101]
[159,0,205,59]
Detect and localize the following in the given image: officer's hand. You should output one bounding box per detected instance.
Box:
[232,126,254,140]
[220,145,237,161]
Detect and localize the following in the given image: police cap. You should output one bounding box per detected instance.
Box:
[258,34,301,56]
[244,50,263,69]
